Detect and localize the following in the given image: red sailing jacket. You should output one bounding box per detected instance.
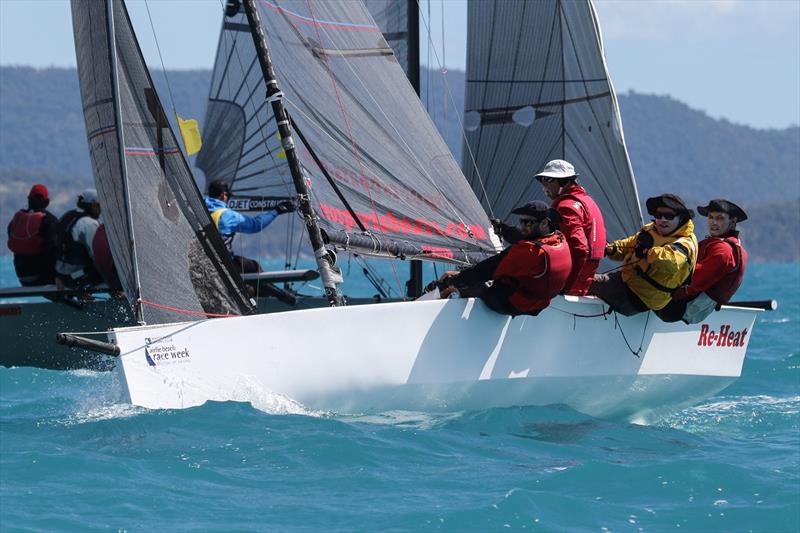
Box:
[493,231,572,313]
[553,184,607,295]
[677,234,747,304]
[7,210,46,256]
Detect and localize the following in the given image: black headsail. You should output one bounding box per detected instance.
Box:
[463,0,643,241]
[71,0,255,324]
[247,0,496,265]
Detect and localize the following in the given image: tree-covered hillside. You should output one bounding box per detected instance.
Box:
[1,66,797,261]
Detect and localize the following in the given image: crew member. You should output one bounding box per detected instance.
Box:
[6,184,59,286]
[55,188,103,288]
[434,200,572,316]
[534,159,606,295]
[204,180,297,274]
[589,194,698,315]
[657,199,748,323]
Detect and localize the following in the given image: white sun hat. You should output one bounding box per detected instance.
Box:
[534,159,579,181]
[79,188,99,205]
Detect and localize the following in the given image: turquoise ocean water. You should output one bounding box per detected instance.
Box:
[1,260,798,531]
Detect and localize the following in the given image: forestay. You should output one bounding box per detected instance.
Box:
[463,0,642,241]
[201,0,495,264]
[71,0,255,323]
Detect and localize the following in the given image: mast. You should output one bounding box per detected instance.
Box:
[107,0,144,323]
[406,0,424,299]
[241,0,344,306]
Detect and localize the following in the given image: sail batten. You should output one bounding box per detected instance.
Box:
[463,0,642,240]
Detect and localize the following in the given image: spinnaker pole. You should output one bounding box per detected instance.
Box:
[241,0,344,306]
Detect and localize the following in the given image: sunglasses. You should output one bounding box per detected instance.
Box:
[519,218,538,225]
[653,212,677,221]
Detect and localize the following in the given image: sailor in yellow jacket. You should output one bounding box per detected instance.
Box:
[589,194,698,315]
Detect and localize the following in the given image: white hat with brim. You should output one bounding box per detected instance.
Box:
[534,159,578,181]
[79,188,99,205]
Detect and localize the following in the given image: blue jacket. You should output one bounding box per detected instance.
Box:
[204,196,278,253]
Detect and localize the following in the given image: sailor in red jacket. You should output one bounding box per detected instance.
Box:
[6,184,59,286]
[534,159,607,295]
[657,199,748,324]
[433,201,572,316]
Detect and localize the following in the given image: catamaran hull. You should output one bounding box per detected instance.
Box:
[113,296,757,422]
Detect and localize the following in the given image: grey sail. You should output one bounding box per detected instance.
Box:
[71,0,255,323]
[463,0,642,240]
[202,0,495,264]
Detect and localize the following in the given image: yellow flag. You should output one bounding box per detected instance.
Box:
[277,131,286,159]
[176,114,202,156]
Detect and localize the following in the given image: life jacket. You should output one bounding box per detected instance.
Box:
[493,232,572,313]
[702,236,747,304]
[58,209,92,267]
[556,186,606,261]
[611,220,698,310]
[7,210,46,256]
[210,207,234,252]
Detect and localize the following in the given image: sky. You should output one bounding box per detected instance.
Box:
[0,0,798,129]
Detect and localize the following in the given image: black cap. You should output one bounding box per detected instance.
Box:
[208,180,231,199]
[646,194,694,219]
[697,199,748,222]
[511,200,563,223]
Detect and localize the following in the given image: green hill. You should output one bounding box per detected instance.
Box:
[1,66,797,261]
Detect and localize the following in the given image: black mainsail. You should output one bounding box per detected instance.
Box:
[200,0,496,265]
[463,0,642,240]
[71,0,255,323]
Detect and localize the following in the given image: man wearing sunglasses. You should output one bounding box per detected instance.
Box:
[434,200,572,316]
[656,199,748,324]
[533,159,606,296]
[589,194,698,316]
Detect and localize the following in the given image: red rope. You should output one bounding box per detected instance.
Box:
[137,299,239,318]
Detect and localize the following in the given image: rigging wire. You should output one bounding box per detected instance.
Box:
[143,0,178,116]
[439,0,448,151]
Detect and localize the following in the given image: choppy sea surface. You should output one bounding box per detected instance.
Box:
[1,260,798,532]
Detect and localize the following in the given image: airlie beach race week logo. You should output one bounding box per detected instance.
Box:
[144,336,191,367]
[697,324,748,348]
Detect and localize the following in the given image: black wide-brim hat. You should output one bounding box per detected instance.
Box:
[697,199,748,222]
[645,194,694,219]
[511,200,563,223]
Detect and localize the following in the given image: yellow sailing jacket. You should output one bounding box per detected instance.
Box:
[605,220,698,310]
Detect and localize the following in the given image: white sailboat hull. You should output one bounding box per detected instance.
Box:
[113,296,757,422]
